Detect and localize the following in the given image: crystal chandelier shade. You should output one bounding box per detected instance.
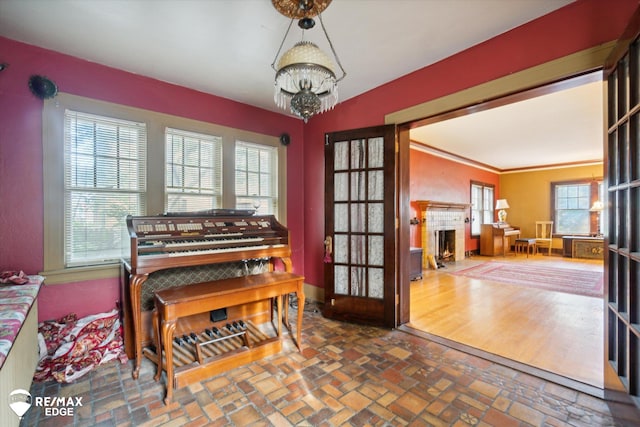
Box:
[274,41,338,120]
[271,0,345,122]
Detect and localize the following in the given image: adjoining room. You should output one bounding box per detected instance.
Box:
[405,74,606,391]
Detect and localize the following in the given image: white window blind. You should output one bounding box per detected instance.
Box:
[165,128,222,212]
[64,110,147,267]
[235,141,278,215]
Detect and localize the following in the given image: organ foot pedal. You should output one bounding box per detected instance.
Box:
[147,319,282,403]
[149,270,304,404]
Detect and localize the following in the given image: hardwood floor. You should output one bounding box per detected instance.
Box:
[407,254,604,390]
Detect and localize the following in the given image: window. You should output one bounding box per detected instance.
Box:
[43,93,286,283]
[470,181,494,236]
[552,179,602,235]
[166,128,222,212]
[235,141,278,214]
[64,110,146,267]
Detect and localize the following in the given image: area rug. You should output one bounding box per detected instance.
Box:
[452,262,603,297]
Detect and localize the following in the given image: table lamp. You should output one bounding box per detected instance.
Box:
[496,199,509,223]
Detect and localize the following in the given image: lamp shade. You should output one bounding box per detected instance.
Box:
[276,41,336,74]
[274,41,339,121]
[495,199,509,210]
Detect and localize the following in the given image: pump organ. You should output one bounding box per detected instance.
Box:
[120,210,301,380]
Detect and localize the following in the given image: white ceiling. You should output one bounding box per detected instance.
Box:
[410,78,604,171]
[0,0,600,171]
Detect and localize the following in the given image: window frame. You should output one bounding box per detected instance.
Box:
[235,140,279,215]
[63,110,148,268]
[43,93,286,284]
[165,127,224,212]
[550,178,602,236]
[470,181,495,237]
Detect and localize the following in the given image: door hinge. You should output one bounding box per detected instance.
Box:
[395,294,399,305]
[395,141,399,153]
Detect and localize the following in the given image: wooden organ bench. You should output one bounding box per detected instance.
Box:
[151,271,304,404]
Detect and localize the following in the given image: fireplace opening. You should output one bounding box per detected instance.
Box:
[416,200,469,269]
[437,229,456,265]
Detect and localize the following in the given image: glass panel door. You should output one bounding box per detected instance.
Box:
[604,6,640,409]
[324,125,396,326]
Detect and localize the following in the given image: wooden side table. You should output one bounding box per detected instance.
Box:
[515,238,536,257]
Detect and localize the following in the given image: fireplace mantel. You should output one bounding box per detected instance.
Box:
[416,200,471,211]
[415,200,469,267]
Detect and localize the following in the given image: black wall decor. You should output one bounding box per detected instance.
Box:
[28,75,58,99]
[280,133,291,146]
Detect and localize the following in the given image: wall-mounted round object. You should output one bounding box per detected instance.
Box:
[280,133,291,146]
[28,75,58,99]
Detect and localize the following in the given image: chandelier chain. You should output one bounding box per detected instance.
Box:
[271,18,296,72]
[318,14,346,82]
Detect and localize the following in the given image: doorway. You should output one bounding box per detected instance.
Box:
[398,72,606,392]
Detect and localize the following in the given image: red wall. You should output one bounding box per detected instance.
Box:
[0,0,636,320]
[301,0,639,290]
[0,36,304,321]
[409,150,500,251]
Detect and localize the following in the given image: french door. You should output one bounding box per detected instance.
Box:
[604,6,640,408]
[323,125,397,327]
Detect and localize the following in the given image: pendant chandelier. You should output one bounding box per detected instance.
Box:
[271,0,346,122]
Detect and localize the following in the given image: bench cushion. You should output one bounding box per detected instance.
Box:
[0,277,43,369]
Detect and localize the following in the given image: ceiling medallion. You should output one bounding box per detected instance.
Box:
[271,0,332,19]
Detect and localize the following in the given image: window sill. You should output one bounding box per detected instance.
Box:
[39,263,121,285]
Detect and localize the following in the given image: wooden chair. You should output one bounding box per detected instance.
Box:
[535,221,553,256]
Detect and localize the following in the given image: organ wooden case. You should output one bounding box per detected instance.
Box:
[120,210,303,382]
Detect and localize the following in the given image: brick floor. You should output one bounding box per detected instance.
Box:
[20,303,640,426]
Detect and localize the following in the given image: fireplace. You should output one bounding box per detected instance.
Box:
[415,200,470,268]
[437,229,456,262]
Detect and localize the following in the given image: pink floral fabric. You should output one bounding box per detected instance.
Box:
[34,309,127,383]
[0,277,43,369]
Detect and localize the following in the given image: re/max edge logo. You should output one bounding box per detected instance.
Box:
[34,396,84,416]
[33,396,82,417]
[9,390,84,419]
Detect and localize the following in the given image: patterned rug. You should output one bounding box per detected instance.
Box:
[452,261,604,297]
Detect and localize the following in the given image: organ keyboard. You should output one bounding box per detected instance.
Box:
[120,210,296,379]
